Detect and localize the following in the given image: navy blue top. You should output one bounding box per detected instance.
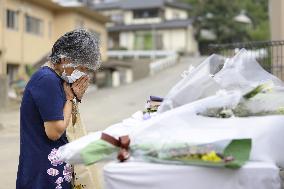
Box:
[16,67,72,189]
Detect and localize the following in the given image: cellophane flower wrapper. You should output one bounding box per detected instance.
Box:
[198,83,284,118]
[79,138,251,169]
[130,139,251,169]
[159,49,284,113]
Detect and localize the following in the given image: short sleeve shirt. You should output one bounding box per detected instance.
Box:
[16,67,72,189]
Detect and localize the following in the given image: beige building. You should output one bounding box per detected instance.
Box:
[0,0,108,84]
[269,0,284,40]
[93,0,198,55]
[269,0,284,80]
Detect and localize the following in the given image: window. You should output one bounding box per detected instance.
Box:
[25,15,43,35]
[6,9,18,30]
[133,9,159,19]
[111,13,123,23]
[134,32,163,50]
[7,64,19,86]
[134,32,151,50]
[173,12,180,19]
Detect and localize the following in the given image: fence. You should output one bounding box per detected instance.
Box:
[150,54,179,75]
[208,40,284,80]
[107,50,176,60]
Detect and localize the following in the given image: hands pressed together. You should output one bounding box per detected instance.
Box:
[63,76,90,102]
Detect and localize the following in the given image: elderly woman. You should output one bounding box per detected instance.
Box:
[16,29,100,189]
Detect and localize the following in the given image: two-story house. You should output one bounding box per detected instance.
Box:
[0,0,108,85]
[93,0,198,55]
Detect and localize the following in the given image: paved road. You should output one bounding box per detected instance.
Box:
[81,56,204,132]
[0,56,204,188]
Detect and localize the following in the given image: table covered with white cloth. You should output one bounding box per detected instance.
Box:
[103,161,281,189]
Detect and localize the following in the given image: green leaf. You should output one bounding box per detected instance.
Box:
[80,139,118,165]
[224,139,252,169]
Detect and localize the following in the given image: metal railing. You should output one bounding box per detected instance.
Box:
[107,50,177,60]
[208,40,284,80]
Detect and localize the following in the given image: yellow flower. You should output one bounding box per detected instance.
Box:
[201,151,222,163]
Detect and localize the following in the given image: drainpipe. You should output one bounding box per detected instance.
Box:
[20,0,25,75]
[0,0,8,109]
[1,0,6,75]
[151,24,156,60]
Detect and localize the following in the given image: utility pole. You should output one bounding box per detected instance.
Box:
[0,0,8,109]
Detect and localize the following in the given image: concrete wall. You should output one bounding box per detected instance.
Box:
[269,0,284,80]
[269,0,284,40]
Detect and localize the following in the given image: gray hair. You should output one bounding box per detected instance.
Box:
[49,28,101,71]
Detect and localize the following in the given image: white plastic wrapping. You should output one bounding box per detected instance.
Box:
[58,111,144,164]
[130,97,284,167]
[159,49,284,112]
[159,54,224,112]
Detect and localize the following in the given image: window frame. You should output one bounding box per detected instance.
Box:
[25,14,44,36]
[6,9,19,30]
[133,8,159,19]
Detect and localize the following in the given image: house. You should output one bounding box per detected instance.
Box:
[93,0,198,55]
[0,0,109,85]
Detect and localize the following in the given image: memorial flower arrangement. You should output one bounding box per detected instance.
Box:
[199,83,284,118]
[76,133,251,169]
[143,96,163,120]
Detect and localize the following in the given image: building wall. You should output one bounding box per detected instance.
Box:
[119,31,134,50]
[164,7,188,20]
[100,7,188,25]
[123,10,162,25]
[99,9,123,24]
[163,29,188,52]
[269,0,284,79]
[269,0,284,40]
[119,28,198,54]
[3,0,54,79]
[0,0,5,75]
[0,0,108,80]
[186,26,198,54]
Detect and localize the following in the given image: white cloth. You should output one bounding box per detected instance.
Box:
[104,161,281,189]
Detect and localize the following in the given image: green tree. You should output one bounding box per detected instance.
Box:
[183,0,270,45]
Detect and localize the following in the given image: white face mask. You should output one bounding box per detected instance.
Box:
[61,69,87,83]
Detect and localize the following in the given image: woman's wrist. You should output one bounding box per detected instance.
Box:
[66,97,74,102]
